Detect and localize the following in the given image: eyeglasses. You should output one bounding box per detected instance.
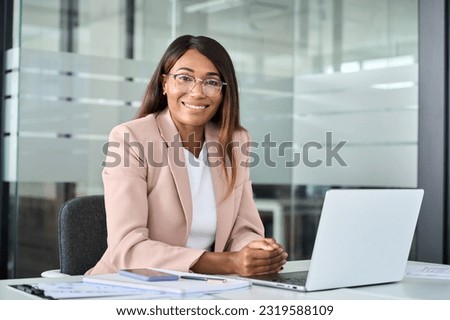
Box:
[166,73,227,97]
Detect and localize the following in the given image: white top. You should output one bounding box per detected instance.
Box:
[184,145,217,250]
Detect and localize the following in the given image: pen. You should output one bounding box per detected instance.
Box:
[180,275,227,283]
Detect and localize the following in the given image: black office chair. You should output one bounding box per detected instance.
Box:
[58,195,108,275]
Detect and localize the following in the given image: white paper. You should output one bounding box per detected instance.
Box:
[405,264,450,279]
[36,282,169,299]
[83,269,250,296]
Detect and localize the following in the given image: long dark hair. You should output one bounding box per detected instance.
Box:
[136,35,243,198]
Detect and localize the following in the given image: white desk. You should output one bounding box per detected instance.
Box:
[1,261,450,300]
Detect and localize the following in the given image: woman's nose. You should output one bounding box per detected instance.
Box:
[189,80,205,97]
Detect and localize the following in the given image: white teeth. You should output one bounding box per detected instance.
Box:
[184,103,206,110]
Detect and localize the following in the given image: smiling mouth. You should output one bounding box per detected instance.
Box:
[183,102,208,110]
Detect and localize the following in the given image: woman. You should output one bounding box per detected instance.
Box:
[87,35,287,276]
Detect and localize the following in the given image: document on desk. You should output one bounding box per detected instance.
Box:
[83,269,250,296]
[10,282,169,299]
[405,264,450,280]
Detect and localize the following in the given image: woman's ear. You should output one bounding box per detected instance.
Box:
[161,75,168,95]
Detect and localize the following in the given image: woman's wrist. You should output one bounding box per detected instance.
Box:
[190,251,237,275]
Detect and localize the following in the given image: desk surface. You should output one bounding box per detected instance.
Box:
[1,261,449,300]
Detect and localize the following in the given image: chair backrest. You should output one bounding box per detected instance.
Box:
[58,195,107,275]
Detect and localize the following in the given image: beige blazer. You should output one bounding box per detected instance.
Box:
[87,109,264,275]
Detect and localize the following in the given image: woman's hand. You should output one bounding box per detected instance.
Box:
[190,238,288,276]
[230,238,288,276]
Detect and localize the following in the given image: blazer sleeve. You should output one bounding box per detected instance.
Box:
[93,124,205,274]
[224,130,265,251]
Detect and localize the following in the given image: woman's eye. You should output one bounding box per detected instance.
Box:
[178,75,193,82]
[205,79,220,87]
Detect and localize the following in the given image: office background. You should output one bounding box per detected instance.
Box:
[0,0,447,279]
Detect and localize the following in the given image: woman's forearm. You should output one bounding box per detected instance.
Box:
[190,251,237,274]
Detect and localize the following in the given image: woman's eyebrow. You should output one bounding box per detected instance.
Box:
[176,67,194,73]
[206,71,221,77]
[175,67,221,77]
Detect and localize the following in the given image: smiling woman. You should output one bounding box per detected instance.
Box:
[86,35,288,277]
[162,49,224,156]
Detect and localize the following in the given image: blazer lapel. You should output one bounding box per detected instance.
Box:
[155,109,193,239]
[205,122,235,252]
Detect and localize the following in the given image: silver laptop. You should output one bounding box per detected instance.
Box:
[244,189,424,292]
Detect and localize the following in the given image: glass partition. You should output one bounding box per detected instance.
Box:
[4,0,418,276]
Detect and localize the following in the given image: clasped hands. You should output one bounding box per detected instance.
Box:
[231,238,288,276]
[191,238,288,276]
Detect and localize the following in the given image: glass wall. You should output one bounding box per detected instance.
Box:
[3,0,418,277]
